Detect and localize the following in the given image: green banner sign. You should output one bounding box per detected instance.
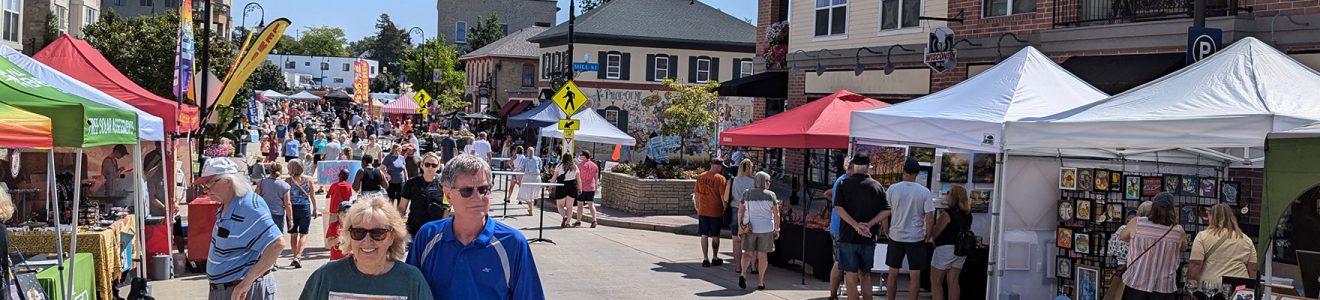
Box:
[0,56,137,147]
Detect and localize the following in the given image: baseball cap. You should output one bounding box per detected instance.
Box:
[850,154,871,166]
[903,157,921,174]
[192,158,242,186]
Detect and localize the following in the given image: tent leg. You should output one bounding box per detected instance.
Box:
[135,142,147,279]
[801,150,808,285]
[67,148,84,300]
[162,139,173,279]
[49,149,67,300]
[986,151,1009,299]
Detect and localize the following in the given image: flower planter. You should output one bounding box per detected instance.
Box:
[600,171,697,215]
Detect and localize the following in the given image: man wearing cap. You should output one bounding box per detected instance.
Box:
[834,154,891,300]
[194,158,287,300]
[694,159,730,268]
[883,158,934,300]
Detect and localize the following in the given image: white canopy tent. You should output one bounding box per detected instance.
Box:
[259,90,287,99]
[540,109,637,146]
[1,46,164,141]
[849,46,1111,299]
[287,91,320,101]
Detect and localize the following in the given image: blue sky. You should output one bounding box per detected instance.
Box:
[231,0,758,41]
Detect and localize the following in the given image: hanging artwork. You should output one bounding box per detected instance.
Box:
[1060,168,1078,190]
[1107,203,1124,222]
[970,189,991,213]
[1124,175,1142,200]
[1056,257,1074,279]
[1199,205,1211,224]
[856,143,908,186]
[1076,264,1100,300]
[1059,200,1075,222]
[1142,176,1163,197]
[909,147,936,164]
[1109,171,1123,192]
[1057,227,1074,249]
[1180,176,1199,197]
[972,153,996,183]
[1181,206,1198,225]
[1076,199,1093,221]
[1199,177,1217,198]
[941,152,970,183]
[1164,174,1181,194]
[1220,181,1240,206]
[1078,169,1094,192]
[1094,169,1110,192]
[1074,232,1091,254]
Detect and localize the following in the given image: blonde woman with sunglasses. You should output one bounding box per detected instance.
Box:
[299,196,432,300]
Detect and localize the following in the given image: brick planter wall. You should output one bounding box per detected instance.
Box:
[600,171,696,215]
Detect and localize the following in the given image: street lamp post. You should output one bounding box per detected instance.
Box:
[241,2,264,30]
[408,27,425,44]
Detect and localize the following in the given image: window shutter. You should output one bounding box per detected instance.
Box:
[598,51,607,79]
[620,53,631,80]
[618,110,629,132]
[645,54,656,82]
[542,54,549,79]
[710,57,721,82]
[688,56,698,83]
[732,59,743,80]
[669,55,679,79]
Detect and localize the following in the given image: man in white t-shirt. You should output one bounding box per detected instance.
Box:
[472,132,494,162]
[884,158,934,300]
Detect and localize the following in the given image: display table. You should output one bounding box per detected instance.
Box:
[27,253,95,300]
[771,222,835,281]
[9,215,138,300]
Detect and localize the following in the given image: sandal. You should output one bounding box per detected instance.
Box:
[591,221,597,228]
[572,221,582,227]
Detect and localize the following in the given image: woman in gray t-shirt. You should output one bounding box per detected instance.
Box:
[728,159,756,273]
[255,162,292,232]
[300,197,432,300]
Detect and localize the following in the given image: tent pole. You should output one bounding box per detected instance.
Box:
[134,142,147,278]
[986,149,1009,300]
[162,139,173,279]
[67,148,83,300]
[801,150,808,285]
[48,149,67,300]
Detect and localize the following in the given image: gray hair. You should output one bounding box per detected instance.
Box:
[754,171,771,189]
[1136,201,1153,217]
[287,159,305,176]
[440,154,491,187]
[222,174,254,196]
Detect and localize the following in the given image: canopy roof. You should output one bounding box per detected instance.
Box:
[723,90,886,149]
[259,90,287,98]
[3,46,163,141]
[288,91,320,100]
[0,102,52,148]
[33,35,198,133]
[382,94,419,114]
[1005,37,1320,151]
[1270,122,1320,139]
[508,100,564,129]
[851,46,1108,153]
[0,53,137,147]
[540,109,636,146]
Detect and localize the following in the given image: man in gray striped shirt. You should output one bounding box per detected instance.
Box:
[194,158,287,300]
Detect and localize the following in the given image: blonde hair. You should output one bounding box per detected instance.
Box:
[1205,204,1246,239]
[287,159,305,177]
[946,185,971,213]
[266,162,284,177]
[738,159,754,177]
[337,196,411,261]
[0,185,15,221]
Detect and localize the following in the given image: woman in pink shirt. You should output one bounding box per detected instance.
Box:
[1118,192,1186,300]
[574,151,600,228]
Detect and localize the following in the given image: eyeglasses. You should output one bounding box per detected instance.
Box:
[348,227,392,241]
[454,185,491,198]
[424,163,440,168]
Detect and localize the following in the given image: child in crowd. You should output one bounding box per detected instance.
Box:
[327,169,353,224]
[326,200,353,261]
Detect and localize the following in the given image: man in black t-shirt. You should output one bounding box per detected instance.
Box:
[439,134,457,163]
[833,154,891,300]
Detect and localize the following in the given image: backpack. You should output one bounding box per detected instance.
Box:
[955,228,978,256]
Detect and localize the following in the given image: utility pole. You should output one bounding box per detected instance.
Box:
[1193,0,1207,27]
[198,0,212,164]
[567,1,575,81]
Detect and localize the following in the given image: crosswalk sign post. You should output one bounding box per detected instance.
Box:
[416,107,428,115]
[415,89,433,107]
[551,81,587,116]
[558,119,581,131]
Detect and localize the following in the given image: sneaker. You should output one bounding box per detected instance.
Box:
[572,221,582,227]
[590,221,597,228]
[702,260,711,268]
[711,258,724,266]
[757,285,765,290]
[291,259,302,269]
[738,276,747,289]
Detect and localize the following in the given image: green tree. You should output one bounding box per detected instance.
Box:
[401,37,466,114]
[369,14,410,73]
[347,35,375,57]
[370,72,399,93]
[83,11,181,101]
[660,78,720,165]
[465,13,506,52]
[41,11,58,50]
[293,26,349,57]
[579,0,611,11]
[247,61,286,92]
[275,34,300,54]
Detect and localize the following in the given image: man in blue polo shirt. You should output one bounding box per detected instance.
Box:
[407,154,544,299]
[193,158,286,300]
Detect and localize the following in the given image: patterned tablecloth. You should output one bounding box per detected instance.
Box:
[8,215,138,300]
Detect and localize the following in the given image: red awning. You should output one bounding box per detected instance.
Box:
[34,35,200,133]
[719,90,888,149]
[499,100,534,117]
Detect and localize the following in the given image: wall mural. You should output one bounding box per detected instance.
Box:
[581,87,754,162]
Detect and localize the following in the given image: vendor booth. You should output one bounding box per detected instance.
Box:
[258,90,287,101]
[1003,38,1320,299]
[850,46,1110,300]
[539,109,637,146]
[719,89,887,282]
[288,91,321,101]
[1264,123,1320,298]
[382,93,420,122]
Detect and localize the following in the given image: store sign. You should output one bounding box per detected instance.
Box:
[924,27,958,73]
[1187,27,1222,65]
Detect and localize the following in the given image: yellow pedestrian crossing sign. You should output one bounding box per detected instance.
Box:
[558,118,580,131]
[552,81,587,116]
[563,129,576,137]
[416,107,428,115]
[415,89,433,106]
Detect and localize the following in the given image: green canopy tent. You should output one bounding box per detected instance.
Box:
[1263,123,1320,298]
[0,55,136,300]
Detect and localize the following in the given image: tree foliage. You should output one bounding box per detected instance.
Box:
[369,14,410,73]
[401,37,466,114]
[83,11,184,101]
[248,61,286,92]
[660,78,720,162]
[347,35,375,57]
[292,26,349,57]
[465,13,506,52]
[579,0,611,11]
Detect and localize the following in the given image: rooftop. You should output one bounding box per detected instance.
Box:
[528,0,755,50]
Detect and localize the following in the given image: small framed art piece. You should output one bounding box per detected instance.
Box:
[1074,232,1091,254]
[1181,175,1199,197]
[1078,169,1094,192]
[1220,181,1240,206]
[1163,174,1181,194]
[1124,175,1142,200]
[1059,200,1075,222]
[941,152,970,183]
[1110,171,1123,192]
[1199,177,1217,198]
[1142,176,1163,197]
[1057,227,1074,249]
[1056,257,1073,279]
[1076,264,1100,300]
[1107,203,1124,222]
[1060,168,1078,190]
[1093,169,1110,192]
[1076,199,1093,221]
[972,153,996,183]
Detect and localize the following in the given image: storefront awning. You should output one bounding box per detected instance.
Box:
[498,99,535,117]
[1061,53,1184,95]
[718,70,787,98]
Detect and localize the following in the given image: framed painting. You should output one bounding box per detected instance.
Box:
[940,152,970,183]
[1142,176,1163,197]
[1093,169,1110,192]
[1181,175,1199,197]
[1078,169,1094,192]
[1109,171,1123,192]
[1057,227,1074,249]
[1074,232,1091,254]
[1107,203,1124,223]
[1199,177,1217,198]
[909,147,936,165]
[1056,257,1074,279]
[1163,174,1181,194]
[1060,167,1078,190]
[1220,181,1240,206]
[1123,175,1142,200]
[972,153,996,183]
[1059,200,1075,222]
[1076,264,1100,300]
[1075,199,1093,221]
[1181,206,1198,225]
[970,189,992,213]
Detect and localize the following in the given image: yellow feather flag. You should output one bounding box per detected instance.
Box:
[213,18,291,107]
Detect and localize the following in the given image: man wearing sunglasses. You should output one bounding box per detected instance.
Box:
[194,158,287,300]
[407,154,545,299]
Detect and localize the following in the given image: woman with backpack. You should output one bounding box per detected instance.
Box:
[930,185,973,300]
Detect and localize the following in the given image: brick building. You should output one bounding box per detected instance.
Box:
[22,0,101,54]
[436,0,556,48]
[101,0,231,41]
[459,26,547,116]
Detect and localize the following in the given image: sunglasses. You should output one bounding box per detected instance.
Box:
[348,227,392,241]
[454,185,492,198]
[424,162,440,168]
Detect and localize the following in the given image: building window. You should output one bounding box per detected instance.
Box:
[521,64,535,87]
[500,24,508,35]
[696,58,711,83]
[54,4,68,33]
[605,54,622,79]
[139,0,153,6]
[880,0,920,30]
[983,0,1034,17]
[740,60,753,78]
[370,66,377,74]
[284,61,295,69]
[115,0,125,6]
[333,78,344,83]
[653,56,669,81]
[814,0,847,37]
[320,62,329,70]
[2,0,19,42]
[455,21,467,43]
[342,63,350,71]
[304,61,310,66]
[83,7,96,27]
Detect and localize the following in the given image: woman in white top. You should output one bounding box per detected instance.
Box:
[737,171,779,290]
[728,159,756,273]
[514,147,544,216]
[551,153,579,228]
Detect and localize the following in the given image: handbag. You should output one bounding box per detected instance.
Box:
[955,229,978,256]
[1104,224,1176,300]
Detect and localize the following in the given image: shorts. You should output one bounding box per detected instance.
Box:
[386,184,403,201]
[576,191,596,203]
[931,245,966,270]
[553,180,579,199]
[836,242,876,273]
[885,241,931,270]
[289,205,311,234]
[728,207,740,233]
[697,216,723,237]
[742,232,776,252]
[271,214,286,233]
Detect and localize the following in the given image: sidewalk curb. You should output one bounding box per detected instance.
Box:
[580,214,733,239]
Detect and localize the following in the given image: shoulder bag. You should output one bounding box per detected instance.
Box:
[1104,224,1176,300]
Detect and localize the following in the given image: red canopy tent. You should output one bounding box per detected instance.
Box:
[720,90,887,149]
[33,35,200,133]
